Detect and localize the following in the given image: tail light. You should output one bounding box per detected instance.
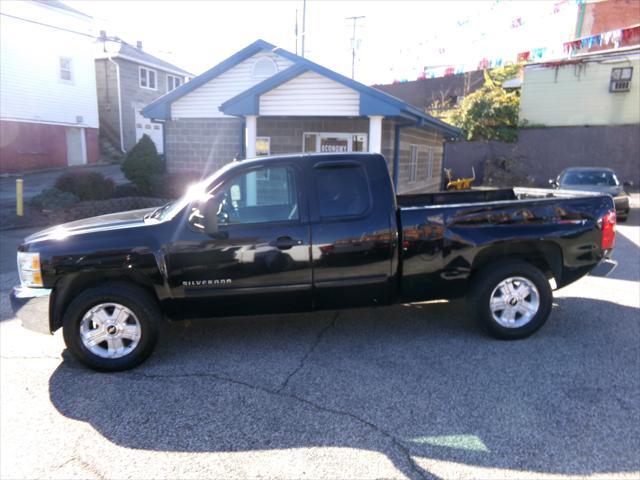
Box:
[600,210,616,250]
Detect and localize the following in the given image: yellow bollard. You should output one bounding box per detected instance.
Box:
[16,178,23,217]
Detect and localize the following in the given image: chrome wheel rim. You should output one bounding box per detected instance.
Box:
[79,303,141,359]
[489,276,540,328]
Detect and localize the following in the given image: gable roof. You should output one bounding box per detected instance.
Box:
[142,39,461,137]
[97,41,192,77]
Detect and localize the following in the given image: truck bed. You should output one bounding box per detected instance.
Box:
[397,187,605,208]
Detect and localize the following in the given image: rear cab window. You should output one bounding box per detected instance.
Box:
[313,162,372,219]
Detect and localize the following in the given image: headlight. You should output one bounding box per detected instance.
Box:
[17,252,43,287]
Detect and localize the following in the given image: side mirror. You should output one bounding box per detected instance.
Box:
[548,179,558,188]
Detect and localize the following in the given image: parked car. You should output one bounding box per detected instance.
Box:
[12,153,617,371]
[549,167,631,222]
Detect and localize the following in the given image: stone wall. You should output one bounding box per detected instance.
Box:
[164,118,243,175]
[444,125,640,187]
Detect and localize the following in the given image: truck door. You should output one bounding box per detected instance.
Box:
[309,158,397,309]
[166,162,312,317]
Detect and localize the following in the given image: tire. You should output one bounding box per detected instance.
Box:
[470,260,553,340]
[618,215,628,223]
[62,282,161,372]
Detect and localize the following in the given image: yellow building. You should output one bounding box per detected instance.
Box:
[519,47,640,127]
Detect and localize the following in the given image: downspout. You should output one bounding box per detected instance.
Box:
[107,57,125,153]
[239,117,246,160]
[575,1,586,39]
[392,119,424,191]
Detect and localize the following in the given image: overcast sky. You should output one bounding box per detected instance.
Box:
[71,0,578,84]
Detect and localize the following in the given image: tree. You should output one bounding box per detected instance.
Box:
[121,135,164,194]
[450,64,521,142]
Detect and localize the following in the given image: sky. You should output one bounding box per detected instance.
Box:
[70,0,579,84]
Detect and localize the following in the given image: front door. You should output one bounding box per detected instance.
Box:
[165,162,311,318]
[65,127,86,166]
[135,107,163,153]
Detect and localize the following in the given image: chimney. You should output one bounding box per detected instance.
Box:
[136,40,143,50]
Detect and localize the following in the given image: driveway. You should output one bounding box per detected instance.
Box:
[0,164,127,208]
[0,213,638,479]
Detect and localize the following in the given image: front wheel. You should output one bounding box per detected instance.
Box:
[471,260,553,339]
[62,283,161,371]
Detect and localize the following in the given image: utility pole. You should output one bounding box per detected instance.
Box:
[346,15,365,79]
[301,0,307,57]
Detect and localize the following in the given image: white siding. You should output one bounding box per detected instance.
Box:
[0,1,99,128]
[171,51,293,119]
[259,71,360,116]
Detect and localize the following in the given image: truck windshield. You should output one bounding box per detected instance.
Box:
[145,162,238,222]
[561,171,619,187]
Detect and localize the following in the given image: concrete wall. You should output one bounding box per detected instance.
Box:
[444,125,640,187]
[164,118,243,175]
[164,115,444,193]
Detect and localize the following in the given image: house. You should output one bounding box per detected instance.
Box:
[573,0,640,54]
[519,47,640,126]
[142,40,461,194]
[373,70,485,117]
[95,37,192,155]
[0,0,99,174]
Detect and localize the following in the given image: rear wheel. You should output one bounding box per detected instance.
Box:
[471,260,553,339]
[62,283,161,371]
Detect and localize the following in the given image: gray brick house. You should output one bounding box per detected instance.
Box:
[95,38,191,154]
[142,40,460,194]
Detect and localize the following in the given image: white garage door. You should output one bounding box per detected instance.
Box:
[135,108,163,153]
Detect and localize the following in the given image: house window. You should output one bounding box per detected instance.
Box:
[409,145,419,183]
[252,57,278,79]
[610,67,633,92]
[139,66,157,90]
[302,132,368,153]
[59,57,73,82]
[426,146,434,178]
[167,74,182,92]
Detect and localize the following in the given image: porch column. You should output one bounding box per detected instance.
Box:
[368,115,383,153]
[245,115,257,158]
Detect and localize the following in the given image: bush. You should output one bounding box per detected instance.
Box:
[148,173,200,199]
[121,134,164,194]
[54,171,115,201]
[30,188,79,210]
[112,183,142,198]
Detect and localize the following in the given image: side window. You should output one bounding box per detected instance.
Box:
[315,164,371,218]
[215,165,299,225]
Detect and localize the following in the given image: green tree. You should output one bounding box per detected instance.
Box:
[451,64,521,142]
[121,134,164,194]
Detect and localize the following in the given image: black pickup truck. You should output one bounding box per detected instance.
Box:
[11,153,617,371]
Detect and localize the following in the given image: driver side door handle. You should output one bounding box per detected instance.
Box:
[270,236,302,250]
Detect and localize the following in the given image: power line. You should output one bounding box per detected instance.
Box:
[0,11,100,40]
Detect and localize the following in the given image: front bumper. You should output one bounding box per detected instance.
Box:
[614,196,630,217]
[10,286,52,335]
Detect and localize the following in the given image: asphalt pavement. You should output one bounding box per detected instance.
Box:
[0,212,638,479]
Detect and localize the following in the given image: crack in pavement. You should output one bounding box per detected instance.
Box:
[276,310,340,394]
[123,364,429,480]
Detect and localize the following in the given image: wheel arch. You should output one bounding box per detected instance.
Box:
[50,270,160,332]
[470,240,563,283]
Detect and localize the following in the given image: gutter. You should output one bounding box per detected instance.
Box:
[107,57,125,153]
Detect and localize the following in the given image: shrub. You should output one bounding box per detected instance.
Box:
[30,188,79,210]
[112,183,142,198]
[121,134,164,194]
[148,173,200,199]
[54,171,115,201]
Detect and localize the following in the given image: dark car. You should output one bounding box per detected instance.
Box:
[12,153,617,371]
[550,167,631,222]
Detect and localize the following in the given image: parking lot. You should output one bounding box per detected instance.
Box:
[0,211,638,480]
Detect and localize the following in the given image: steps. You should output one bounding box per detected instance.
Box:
[99,134,124,163]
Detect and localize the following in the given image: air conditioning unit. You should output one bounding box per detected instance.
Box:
[610,67,633,93]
